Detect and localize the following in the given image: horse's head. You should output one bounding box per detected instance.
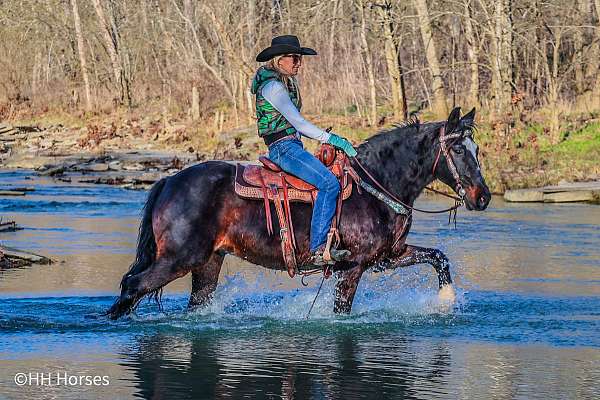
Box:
[434,107,491,211]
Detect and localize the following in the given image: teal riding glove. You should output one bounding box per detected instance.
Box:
[327,133,357,157]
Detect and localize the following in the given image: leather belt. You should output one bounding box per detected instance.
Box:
[264,130,296,146]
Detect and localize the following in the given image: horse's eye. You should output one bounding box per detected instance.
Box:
[452,145,464,154]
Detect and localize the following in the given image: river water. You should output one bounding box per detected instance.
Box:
[0,169,599,399]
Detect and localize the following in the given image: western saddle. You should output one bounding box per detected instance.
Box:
[234,144,359,278]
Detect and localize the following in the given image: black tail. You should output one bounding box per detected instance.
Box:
[120,177,167,288]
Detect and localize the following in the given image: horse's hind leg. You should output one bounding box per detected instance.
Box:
[188,252,224,310]
[383,244,455,302]
[334,263,365,314]
[109,256,190,319]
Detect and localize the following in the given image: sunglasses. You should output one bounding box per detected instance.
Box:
[281,54,303,64]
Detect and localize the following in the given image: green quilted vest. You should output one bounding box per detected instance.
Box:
[250,66,302,138]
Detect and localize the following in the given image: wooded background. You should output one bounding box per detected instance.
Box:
[1,0,599,144]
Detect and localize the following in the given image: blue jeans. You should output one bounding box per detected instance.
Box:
[268,137,340,252]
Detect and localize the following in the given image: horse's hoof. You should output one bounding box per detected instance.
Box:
[438,284,456,304]
[287,266,295,278]
[105,302,127,320]
[105,309,121,320]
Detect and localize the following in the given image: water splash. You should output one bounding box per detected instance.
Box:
[124,271,464,333]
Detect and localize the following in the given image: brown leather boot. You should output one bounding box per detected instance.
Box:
[308,245,351,266]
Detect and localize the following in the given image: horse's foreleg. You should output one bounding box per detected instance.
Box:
[383,244,455,302]
[384,244,452,287]
[334,264,364,314]
[188,252,224,310]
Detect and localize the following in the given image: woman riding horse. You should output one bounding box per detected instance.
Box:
[106,30,492,319]
[251,35,357,266]
[107,105,491,319]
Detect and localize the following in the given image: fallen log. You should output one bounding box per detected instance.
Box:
[0,190,26,196]
[0,253,29,269]
[0,245,52,265]
[0,123,14,134]
[38,165,66,176]
[0,221,22,232]
[0,133,26,140]
[504,180,600,203]
[2,187,35,192]
[16,125,42,133]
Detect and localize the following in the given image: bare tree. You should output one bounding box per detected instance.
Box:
[413,0,448,116]
[463,0,480,108]
[0,0,599,135]
[70,0,92,111]
[590,0,600,107]
[357,0,377,126]
[91,0,124,104]
[376,1,406,120]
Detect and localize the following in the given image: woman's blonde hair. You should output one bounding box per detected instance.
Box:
[267,55,287,71]
[266,56,299,100]
[267,56,288,81]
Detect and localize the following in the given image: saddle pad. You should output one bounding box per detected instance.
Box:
[243,164,317,191]
[235,164,352,203]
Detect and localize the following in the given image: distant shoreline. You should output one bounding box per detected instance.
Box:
[1,118,599,197]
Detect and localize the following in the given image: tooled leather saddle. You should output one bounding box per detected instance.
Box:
[234,144,359,278]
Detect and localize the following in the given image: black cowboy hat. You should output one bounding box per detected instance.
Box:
[256,35,317,62]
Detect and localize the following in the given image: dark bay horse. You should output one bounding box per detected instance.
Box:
[107,107,491,319]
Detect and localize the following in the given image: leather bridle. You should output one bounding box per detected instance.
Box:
[431,124,467,200]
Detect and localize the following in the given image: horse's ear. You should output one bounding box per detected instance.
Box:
[446,107,461,132]
[461,107,476,126]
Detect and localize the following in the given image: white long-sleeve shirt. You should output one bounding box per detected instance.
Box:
[261,80,331,143]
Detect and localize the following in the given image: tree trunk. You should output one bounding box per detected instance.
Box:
[464,0,480,108]
[397,48,408,120]
[532,0,544,107]
[357,0,377,126]
[573,0,586,95]
[109,2,132,106]
[493,0,514,117]
[272,0,282,34]
[413,0,447,117]
[70,0,92,111]
[328,0,341,69]
[191,86,200,120]
[590,0,600,107]
[183,0,195,61]
[91,0,122,104]
[378,2,405,120]
[544,27,563,144]
[247,0,255,46]
[503,0,515,102]
[32,51,42,97]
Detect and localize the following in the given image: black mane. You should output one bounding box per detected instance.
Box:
[392,116,421,130]
[355,120,445,205]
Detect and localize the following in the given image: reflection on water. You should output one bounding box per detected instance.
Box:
[121,330,600,400]
[2,296,599,399]
[0,169,599,399]
[122,330,454,399]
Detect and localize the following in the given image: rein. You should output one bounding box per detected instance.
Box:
[350,157,463,217]
[345,123,467,223]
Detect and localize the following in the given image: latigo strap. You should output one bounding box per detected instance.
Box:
[270,184,297,278]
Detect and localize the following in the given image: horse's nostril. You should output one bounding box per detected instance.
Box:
[478,195,487,207]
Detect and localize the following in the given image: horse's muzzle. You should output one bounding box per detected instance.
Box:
[464,184,491,211]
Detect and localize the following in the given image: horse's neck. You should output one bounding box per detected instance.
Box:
[355,125,438,205]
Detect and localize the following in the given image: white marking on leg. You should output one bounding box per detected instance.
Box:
[438,284,456,313]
